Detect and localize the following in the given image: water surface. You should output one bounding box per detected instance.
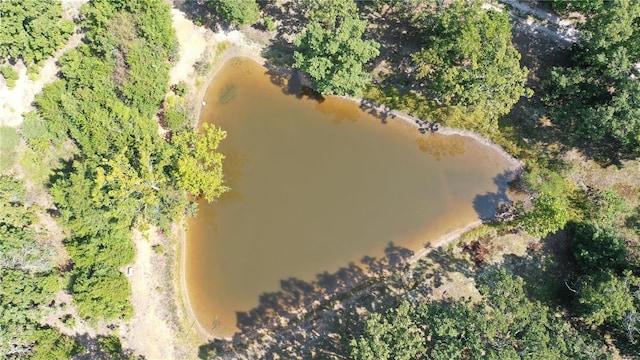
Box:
[186,58,514,336]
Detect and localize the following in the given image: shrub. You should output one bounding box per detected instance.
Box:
[163,95,191,131]
[27,64,40,81]
[0,126,20,172]
[194,59,212,76]
[0,65,19,88]
[21,111,51,153]
[264,16,276,31]
[207,0,260,27]
[172,81,188,97]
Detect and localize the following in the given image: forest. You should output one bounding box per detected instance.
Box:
[0,0,639,358]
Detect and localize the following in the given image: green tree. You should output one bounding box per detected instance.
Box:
[172,124,229,202]
[573,223,629,274]
[293,0,380,96]
[207,0,260,27]
[303,0,357,29]
[0,0,73,64]
[578,271,637,327]
[411,0,529,128]
[70,264,134,321]
[520,166,575,238]
[30,328,83,360]
[0,176,56,272]
[351,269,607,359]
[551,0,605,13]
[542,0,640,157]
[351,302,426,360]
[36,0,190,327]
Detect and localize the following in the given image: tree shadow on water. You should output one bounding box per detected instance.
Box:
[262,64,326,104]
[198,242,415,358]
[358,98,398,124]
[473,169,520,222]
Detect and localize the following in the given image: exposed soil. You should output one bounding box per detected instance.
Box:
[120,229,176,359]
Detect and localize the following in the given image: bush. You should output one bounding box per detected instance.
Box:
[27,64,40,81]
[207,0,260,27]
[264,16,276,31]
[152,244,164,254]
[194,59,212,76]
[19,148,50,185]
[98,335,123,357]
[30,328,83,360]
[0,65,19,88]
[0,126,20,172]
[20,111,51,153]
[172,81,188,97]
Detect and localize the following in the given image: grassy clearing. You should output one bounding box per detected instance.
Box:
[0,126,20,172]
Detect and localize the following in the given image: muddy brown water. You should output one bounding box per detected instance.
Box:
[186,58,516,337]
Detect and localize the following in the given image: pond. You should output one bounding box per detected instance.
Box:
[185,57,516,337]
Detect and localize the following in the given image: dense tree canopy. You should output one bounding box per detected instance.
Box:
[3,0,639,358]
[351,269,607,359]
[0,0,73,64]
[0,176,81,358]
[34,0,228,323]
[293,0,380,96]
[542,0,640,157]
[412,0,529,127]
[567,217,640,344]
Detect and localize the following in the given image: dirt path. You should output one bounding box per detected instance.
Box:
[120,229,176,359]
[497,0,581,45]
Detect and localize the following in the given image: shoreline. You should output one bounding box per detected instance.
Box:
[176,222,217,342]
[338,94,524,173]
[176,29,523,342]
[189,45,265,128]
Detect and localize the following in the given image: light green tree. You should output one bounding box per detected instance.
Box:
[520,166,575,238]
[172,124,229,202]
